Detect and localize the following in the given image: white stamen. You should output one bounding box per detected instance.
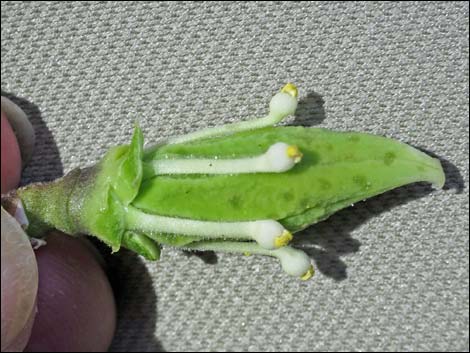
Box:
[274,246,312,278]
[126,207,292,250]
[250,220,286,249]
[184,240,314,279]
[151,142,301,175]
[144,85,299,152]
[268,92,298,120]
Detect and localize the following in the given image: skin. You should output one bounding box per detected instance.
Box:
[1,114,36,351]
[25,232,116,352]
[1,110,116,351]
[1,111,22,193]
[1,207,37,352]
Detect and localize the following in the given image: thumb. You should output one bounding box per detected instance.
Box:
[1,208,39,352]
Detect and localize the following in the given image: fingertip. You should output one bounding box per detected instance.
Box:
[1,111,22,193]
[1,208,39,352]
[25,232,116,352]
[2,301,37,352]
[1,96,35,166]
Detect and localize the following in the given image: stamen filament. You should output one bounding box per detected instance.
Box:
[126,206,293,249]
[166,115,277,145]
[144,84,298,155]
[150,142,302,175]
[184,240,314,280]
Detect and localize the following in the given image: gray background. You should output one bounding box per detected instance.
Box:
[2,1,468,351]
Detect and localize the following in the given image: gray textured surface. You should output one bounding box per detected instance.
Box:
[1,1,469,351]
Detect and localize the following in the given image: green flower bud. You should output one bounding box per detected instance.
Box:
[1,84,445,279]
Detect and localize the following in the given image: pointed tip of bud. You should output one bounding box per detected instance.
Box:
[281,83,298,98]
[300,265,315,281]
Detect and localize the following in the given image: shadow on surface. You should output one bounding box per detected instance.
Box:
[183,249,218,264]
[1,90,64,184]
[290,90,326,127]
[98,246,165,352]
[294,182,437,281]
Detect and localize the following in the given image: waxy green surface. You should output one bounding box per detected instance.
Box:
[138,126,444,232]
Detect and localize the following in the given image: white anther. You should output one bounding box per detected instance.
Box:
[274,246,312,277]
[251,220,286,249]
[269,92,298,120]
[265,142,298,172]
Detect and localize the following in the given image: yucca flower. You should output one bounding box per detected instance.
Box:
[1,84,445,280]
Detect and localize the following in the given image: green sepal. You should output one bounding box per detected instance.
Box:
[78,125,144,251]
[81,187,126,251]
[14,126,148,253]
[111,125,144,205]
[122,231,161,260]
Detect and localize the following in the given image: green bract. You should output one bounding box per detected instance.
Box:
[2,84,445,280]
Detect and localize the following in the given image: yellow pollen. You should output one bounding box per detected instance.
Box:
[286,145,303,163]
[281,83,298,98]
[274,230,293,248]
[243,252,251,256]
[300,265,315,281]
